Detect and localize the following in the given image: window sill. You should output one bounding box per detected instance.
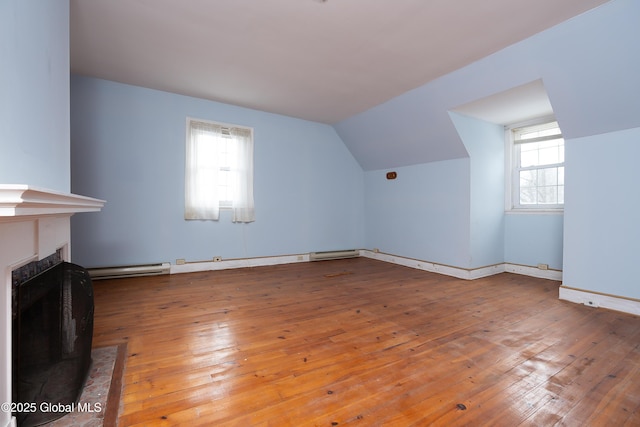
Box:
[505,209,564,215]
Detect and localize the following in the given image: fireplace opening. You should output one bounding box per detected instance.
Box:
[12,261,94,427]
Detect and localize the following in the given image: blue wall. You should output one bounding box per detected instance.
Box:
[338,0,640,275]
[504,214,564,270]
[0,3,71,427]
[450,113,505,269]
[364,159,471,267]
[563,127,640,298]
[69,0,640,303]
[0,0,70,191]
[70,77,364,268]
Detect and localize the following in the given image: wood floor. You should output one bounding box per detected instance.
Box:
[92,257,640,426]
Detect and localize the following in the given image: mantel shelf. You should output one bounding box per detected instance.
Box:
[0,184,105,218]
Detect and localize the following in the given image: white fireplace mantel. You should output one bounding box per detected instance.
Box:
[0,185,105,427]
[0,184,105,218]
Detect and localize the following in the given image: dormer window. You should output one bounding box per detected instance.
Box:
[507,120,564,211]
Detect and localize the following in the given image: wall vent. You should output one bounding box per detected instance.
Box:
[87,262,171,280]
[309,250,359,261]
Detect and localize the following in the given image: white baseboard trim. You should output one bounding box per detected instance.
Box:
[359,250,562,281]
[504,263,563,281]
[167,251,640,316]
[559,286,640,316]
[170,253,309,274]
[359,250,499,279]
[168,249,562,283]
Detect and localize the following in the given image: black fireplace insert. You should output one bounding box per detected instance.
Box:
[12,261,94,427]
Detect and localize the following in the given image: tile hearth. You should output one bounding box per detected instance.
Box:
[43,345,123,427]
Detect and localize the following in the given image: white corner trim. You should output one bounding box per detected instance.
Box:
[170,253,309,274]
[559,286,640,316]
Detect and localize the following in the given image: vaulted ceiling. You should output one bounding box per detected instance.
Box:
[70,0,610,125]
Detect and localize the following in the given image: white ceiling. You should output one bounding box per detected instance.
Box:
[70,0,610,124]
[452,79,554,126]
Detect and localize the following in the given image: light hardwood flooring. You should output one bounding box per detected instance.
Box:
[92,257,640,426]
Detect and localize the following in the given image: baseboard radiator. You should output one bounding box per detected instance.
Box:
[309,249,359,261]
[87,262,171,280]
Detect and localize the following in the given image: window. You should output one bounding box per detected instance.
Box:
[185,118,255,222]
[508,120,564,210]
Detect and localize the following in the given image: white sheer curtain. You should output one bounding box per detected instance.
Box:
[229,127,255,223]
[185,119,255,223]
[185,121,222,220]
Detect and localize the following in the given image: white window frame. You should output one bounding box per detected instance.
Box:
[505,116,564,213]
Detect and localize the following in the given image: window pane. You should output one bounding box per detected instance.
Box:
[218,139,230,168]
[520,139,564,167]
[218,152,228,168]
[519,170,537,204]
[218,171,232,204]
[520,141,539,152]
[196,135,217,168]
[538,146,560,166]
[520,186,537,205]
[538,138,562,149]
[558,186,565,204]
[537,186,558,204]
[520,170,537,187]
[521,149,539,167]
[537,167,558,186]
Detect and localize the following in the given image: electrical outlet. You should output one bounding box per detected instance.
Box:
[176,259,186,265]
[373,248,380,253]
[213,256,222,262]
[537,263,549,270]
[297,255,303,261]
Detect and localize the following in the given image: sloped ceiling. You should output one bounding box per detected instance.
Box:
[335,0,640,170]
[451,80,553,127]
[70,0,609,125]
[71,0,627,171]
